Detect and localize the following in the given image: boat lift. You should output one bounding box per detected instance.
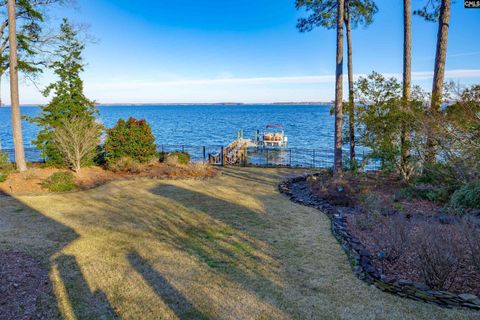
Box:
[208,125,288,165]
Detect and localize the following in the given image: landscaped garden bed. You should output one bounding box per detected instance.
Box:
[0,161,217,195]
[0,113,217,195]
[279,171,480,310]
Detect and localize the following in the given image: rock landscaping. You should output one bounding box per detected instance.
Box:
[279,174,480,310]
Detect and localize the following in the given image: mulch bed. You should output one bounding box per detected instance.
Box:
[0,163,218,195]
[289,171,480,295]
[0,251,53,320]
[280,173,480,309]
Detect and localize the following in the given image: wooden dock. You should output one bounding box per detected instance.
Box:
[208,138,256,165]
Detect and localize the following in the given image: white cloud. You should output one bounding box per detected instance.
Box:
[87,69,480,89]
[7,69,480,104]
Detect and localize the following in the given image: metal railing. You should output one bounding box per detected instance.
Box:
[1,145,381,171]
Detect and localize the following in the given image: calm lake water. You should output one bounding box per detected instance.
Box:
[0,104,335,150]
[0,104,378,167]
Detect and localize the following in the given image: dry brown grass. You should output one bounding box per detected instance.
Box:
[0,167,478,319]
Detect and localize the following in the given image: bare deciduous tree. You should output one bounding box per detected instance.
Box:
[414,223,464,290]
[53,116,101,173]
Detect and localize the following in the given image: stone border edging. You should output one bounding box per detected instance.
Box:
[278,174,480,310]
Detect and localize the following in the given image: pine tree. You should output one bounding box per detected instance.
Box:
[0,0,65,105]
[296,0,378,168]
[3,0,65,171]
[401,0,413,180]
[415,0,451,162]
[31,18,99,166]
[7,0,26,171]
[334,0,345,173]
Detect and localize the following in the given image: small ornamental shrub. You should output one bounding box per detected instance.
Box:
[394,187,414,201]
[449,181,480,211]
[104,118,157,164]
[164,154,179,166]
[372,215,409,265]
[159,152,190,165]
[0,151,8,166]
[53,116,103,173]
[403,163,461,204]
[413,184,451,204]
[42,172,77,192]
[408,163,461,204]
[413,223,465,290]
[0,171,10,183]
[0,152,13,182]
[463,218,480,274]
[108,157,141,173]
[188,162,212,176]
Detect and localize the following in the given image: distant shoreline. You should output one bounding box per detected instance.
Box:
[1,102,332,107]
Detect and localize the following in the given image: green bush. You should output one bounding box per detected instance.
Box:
[353,194,385,231]
[394,187,414,201]
[407,163,460,204]
[412,185,451,203]
[104,118,157,164]
[0,151,8,166]
[450,181,480,210]
[0,152,13,182]
[42,172,77,192]
[416,163,459,188]
[159,152,190,165]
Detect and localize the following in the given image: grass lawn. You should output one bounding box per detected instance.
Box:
[0,167,478,319]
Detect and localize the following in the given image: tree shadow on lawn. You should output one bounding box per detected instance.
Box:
[98,182,280,284]
[0,194,75,319]
[0,194,77,263]
[0,195,118,319]
[147,184,288,309]
[55,254,118,319]
[128,251,209,320]
[149,183,271,235]
[220,167,312,185]
[219,167,281,186]
[60,181,288,316]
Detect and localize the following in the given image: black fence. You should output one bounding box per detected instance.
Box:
[2,148,45,163]
[2,145,381,171]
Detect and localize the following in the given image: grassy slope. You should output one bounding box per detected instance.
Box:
[0,167,478,319]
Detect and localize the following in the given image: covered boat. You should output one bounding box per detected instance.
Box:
[258,124,288,147]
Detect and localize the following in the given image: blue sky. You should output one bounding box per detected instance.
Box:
[12,0,480,104]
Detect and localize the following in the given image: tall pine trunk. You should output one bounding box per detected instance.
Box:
[0,73,3,106]
[334,0,345,174]
[7,0,27,172]
[426,0,451,162]
[401,0,412,180]
[345,1,355,167]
